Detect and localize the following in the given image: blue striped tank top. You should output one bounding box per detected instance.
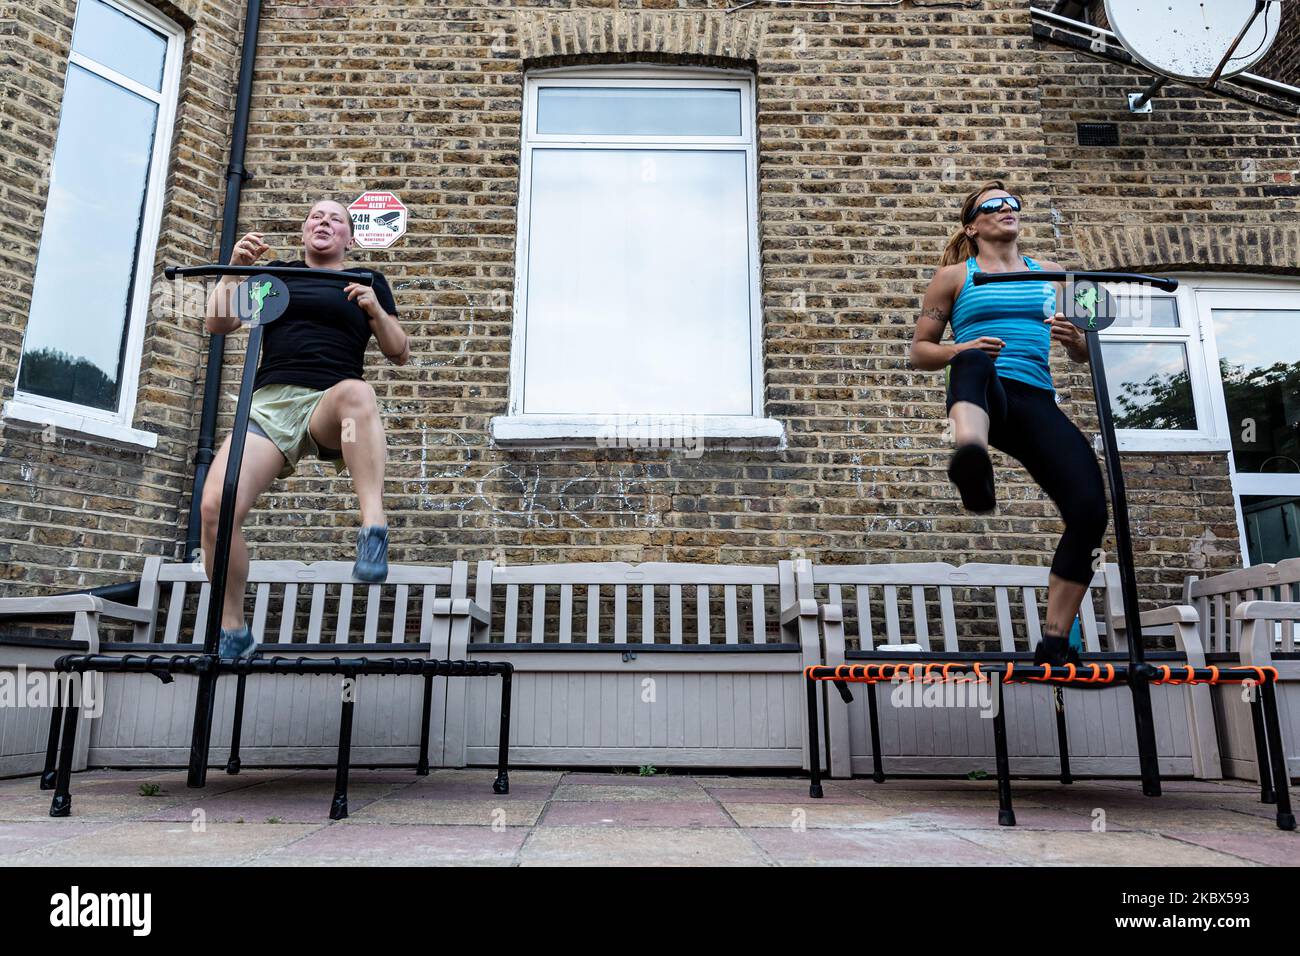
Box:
[949,255,1056,392]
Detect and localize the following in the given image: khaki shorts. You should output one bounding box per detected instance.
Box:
[247,383,347,481]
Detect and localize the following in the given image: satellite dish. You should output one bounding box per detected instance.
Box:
[1105,0,1281,83]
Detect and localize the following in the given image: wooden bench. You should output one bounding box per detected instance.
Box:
[0,557,513,820]
[795,560,1291,829]
[446,560,823,771]
[1174,558,1300,796]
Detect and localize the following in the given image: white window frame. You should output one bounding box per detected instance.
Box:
[491,66,783,449]
[1193,280,1300,564]
[3,0,182,449]
[1101,279,1225,453]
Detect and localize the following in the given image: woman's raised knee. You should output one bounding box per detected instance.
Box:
[950,346,996,376]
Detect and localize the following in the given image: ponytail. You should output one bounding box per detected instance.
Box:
[941,179,1007,267]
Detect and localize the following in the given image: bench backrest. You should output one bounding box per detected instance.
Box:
[136,557,467,648]
[1185,558,1300,653]
[471,561,797,646]
[803,560,1121,653]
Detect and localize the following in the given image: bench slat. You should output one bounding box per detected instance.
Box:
[335,583,353,643]
[279,583,299,645]
[164,581,185,644]
[855,585,872,650]
[1080,593,1101,651]
[252,583,270,643]
[883,585,900,644]
[697,585,710,645]
[939,586,957,651]
[911,585,928,648]
[615,585,627,644]
[420,584,435,644]
[532,584,546,644]
[363,585,381,642]
[752,585,766,644]
[1022,587,1041,647]
[587,585,599,644]
[392,584,409,643]
[307,583,325,644]
[559,584,573,644]
[193,584,210,648]
[994,587,1014,651]
[725,585,739,644]
[670,584,683,644]
[643,585,655,645]
[505,584,519,643]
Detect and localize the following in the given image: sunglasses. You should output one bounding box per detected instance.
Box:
[964,195,1022,224]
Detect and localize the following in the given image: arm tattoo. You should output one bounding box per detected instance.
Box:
[919,305,949,326]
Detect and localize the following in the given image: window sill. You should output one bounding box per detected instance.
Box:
[1106,433,1231,454]
[490,414,786,451]
[2,400,159,450]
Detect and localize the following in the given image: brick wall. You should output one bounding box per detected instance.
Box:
[2,0,1298,614]
[0,0,242,590]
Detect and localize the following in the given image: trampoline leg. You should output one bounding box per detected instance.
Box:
[49,702,79,817]
[1250,696,1276,804]
[867,681,886,783]
[225,672,248,775]
[807,675,824,799]
[1260,681,1295,831]
[992,679,1015,826]
[492,669,511,795]
[417,674,433,776]
[187,668,218,789]
[41,694,63,791]
[1054,686,1073,785]
[331,691,355,821]
[1130,674,1163,797]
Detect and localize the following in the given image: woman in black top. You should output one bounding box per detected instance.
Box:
[201,199,408,657]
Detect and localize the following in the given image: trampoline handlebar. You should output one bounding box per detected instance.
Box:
[972,270,1178,292]
[163,263,375,285]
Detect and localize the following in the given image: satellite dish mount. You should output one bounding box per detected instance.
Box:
[1102,0,1281,113]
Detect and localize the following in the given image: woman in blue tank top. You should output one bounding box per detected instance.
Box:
[908,180,1106,667]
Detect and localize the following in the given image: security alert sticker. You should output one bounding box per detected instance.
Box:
[348,191,407,248]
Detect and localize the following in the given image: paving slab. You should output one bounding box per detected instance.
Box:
[1162,830,1300,866]
[0,819,116,856]
[551,782,709,802]
[346,798,544,826]
[703,785,869,805]
[262,823,527,866]
[0,821,321,866]
[748,827,1017,866]
[540,800,735,828]
[722,802,927,830]
[954,829,1259,866]
[519,826,768,866]
[388,780,555,801]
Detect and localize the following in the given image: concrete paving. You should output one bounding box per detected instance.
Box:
[0,768,1295,866]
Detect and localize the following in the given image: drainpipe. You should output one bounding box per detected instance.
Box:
[184,0,262,562]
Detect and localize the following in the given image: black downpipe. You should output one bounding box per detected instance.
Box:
[183,0,262,563]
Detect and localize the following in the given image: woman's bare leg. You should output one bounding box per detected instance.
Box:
[1045,574,1088,637]
[950,400,990,448]
[200,432,287,630]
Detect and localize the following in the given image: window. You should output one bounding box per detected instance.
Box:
[5,0,182,447]
[1198,287,1300,565]
[1100,275,1300,565]
[492,68,780,447]
[1098,286,1220,450]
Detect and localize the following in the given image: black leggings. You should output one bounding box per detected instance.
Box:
[946,348,1108,585]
